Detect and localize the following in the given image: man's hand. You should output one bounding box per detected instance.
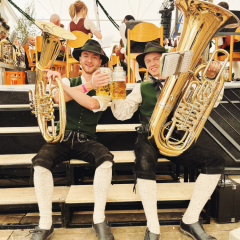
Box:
[206,61,221,79]
[92,69,111,89]
[43,69,62,85]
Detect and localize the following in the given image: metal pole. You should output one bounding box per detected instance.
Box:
[93,0,101,32]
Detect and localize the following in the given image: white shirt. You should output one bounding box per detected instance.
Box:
[111,83,142,121]
[119,20,138,48]
[28,43,35,50]
[119,23,127,47]
[111,79,224,120]
[62,76,111,113]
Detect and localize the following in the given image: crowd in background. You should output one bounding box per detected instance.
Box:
[1,0,240,81]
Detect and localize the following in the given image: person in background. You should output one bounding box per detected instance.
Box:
[50,14,66,58]
[111,44,119,55]
[29,39,114,240]
[50,13,67,75]
[163,36,167,46]
[69,0,103,77]
[50,14,61,26]
[26,36,35,49]
[111,41,224,240]
[69,0,102,39]
[217,1,240,80]
[113,39,127,74]
[116,39,125,62]
[24,36,36,70]
[119,14,143,82]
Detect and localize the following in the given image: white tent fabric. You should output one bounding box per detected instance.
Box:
[5,0,240,57]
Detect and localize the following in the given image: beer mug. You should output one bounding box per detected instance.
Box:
[112,66,126,100]
[96,67,112,97]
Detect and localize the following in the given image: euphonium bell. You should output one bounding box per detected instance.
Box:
[29,21,76,143]
[148,0,240,156]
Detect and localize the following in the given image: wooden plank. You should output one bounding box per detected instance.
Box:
[70,151,169,164]
[0,124,140,134]
[65,183,195,204]
[70,151,136,164]
[0,187,69,205]
[0,151,170,167]
[0,154,35,165]
[231,178,240,184]
[0,230,13,239]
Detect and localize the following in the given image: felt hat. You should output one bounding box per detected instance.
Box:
[72,39,109,65]
[136,41,166,68]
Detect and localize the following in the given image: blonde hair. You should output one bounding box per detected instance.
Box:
[69,1,88,20]
[112,45,118,54]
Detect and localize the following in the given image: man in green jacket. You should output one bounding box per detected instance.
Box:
[31,39,114,240]
[111,41,224,240]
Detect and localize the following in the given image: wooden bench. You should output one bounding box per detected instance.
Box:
[0,153,35,166]
[0,186,69,228]
[0,151,170,166]
[70,150,170,165]
[63,182,199,227]
[0,186,69,207]
[70,151,174,185]
[0,151,174,186]
[0,182,211,228]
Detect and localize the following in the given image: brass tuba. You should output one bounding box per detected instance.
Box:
[29,21,76,143]
[148,0,240,156]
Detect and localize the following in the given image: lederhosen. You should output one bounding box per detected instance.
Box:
[134,81,225,180]
[32,76,113,171]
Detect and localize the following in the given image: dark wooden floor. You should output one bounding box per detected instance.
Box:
[1,177,240,240]
[0,218,240,240]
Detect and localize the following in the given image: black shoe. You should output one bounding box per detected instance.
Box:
[93,220,114,240]
[30,225,54,240]
[180,220,216,240]
[144,228,160,240]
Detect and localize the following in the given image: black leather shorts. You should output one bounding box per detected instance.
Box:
[32,131,114,171]
[134,132,225,180]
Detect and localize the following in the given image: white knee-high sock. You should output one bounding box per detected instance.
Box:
[93,161,112,224]
[182,173,221,224]
[233,62,240,78]
[137,178,160,235]
[34,166,53,230]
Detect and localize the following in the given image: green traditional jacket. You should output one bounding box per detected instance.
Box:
[139,81,158,122]
[58,76,103,139]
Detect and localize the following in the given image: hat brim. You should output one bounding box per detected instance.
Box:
[72,48,109,65]
[136,48,166,68]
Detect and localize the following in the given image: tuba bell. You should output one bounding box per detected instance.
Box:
[29,21,76,143]
[148,0,240,156]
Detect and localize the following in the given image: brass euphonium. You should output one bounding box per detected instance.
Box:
[149,0,240,156]
[29,21,76,143]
